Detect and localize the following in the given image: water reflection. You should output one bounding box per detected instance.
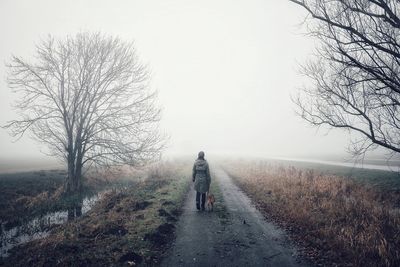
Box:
[0,190,106,258]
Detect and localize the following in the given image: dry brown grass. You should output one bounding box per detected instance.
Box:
[4,162,190,266]
[1,165,152,227]
[224,161,400,267]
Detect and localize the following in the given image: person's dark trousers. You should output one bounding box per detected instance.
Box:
[196,191,206,210]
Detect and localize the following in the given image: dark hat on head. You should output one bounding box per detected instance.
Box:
[198,151,205,159]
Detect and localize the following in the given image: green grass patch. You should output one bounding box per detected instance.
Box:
[210,172,230,224]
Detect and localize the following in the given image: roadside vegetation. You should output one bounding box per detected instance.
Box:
[224,160,400,267]
[2,161,190,266]
[209,172,230,224]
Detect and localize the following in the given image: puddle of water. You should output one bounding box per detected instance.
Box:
[0,190,108,258]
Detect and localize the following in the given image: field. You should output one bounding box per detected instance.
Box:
[271,159,400,190]
[223,160,400,266]
[0,168,123,229]
[0,170,66,228]
[2,157,400,266]
[0,161,191,266]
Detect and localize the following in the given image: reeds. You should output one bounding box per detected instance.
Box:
[225,161,400,266]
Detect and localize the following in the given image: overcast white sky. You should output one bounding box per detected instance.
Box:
[0,0,359,162]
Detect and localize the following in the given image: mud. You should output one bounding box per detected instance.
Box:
[118,251,143,264]
[144,223,175,246]
[158,208,177,222]
[133,201,152,211]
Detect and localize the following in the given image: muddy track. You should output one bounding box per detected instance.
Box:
[161,167,309,267]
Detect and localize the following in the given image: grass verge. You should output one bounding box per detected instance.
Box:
[224,160,400,267]
[210,172,230,224]
[2,161,190,266]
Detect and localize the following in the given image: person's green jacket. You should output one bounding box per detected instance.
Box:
[192,159,211,193]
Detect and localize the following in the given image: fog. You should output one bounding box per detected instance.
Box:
[0,0,374,164]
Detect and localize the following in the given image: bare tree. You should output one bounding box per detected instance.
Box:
[290,0,400,158]
[5,32,163,193]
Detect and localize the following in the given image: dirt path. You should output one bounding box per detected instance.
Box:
[161,167,309,267]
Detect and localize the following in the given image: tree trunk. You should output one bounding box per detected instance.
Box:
[65,155,83,194]
[65,173,82,194]
[75,161,83,192]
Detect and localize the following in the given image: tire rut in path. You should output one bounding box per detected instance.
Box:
[161,167,308,267]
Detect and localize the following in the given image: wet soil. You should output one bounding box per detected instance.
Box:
[1,170,189,267]
[161,168,310,267]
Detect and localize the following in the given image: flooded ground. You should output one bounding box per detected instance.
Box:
[0,190,109,257]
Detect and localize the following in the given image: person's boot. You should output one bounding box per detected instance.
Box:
[196,202,200,211]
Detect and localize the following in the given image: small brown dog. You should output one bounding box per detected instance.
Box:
[206,192,215,211]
